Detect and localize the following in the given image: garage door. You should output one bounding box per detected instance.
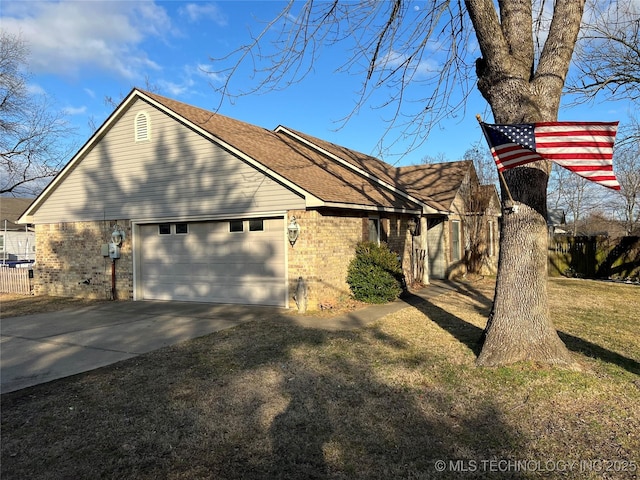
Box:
[140,218,286,306]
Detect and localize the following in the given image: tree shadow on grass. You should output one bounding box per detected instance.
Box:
[0,317,528,480]
[557,331,640,375]
[2,286,636,479]
[403,292,485,357]
[447,281,494,311]
[403,287,640,376]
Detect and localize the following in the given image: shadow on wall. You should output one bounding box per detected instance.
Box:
[40,108,283,302]
[37,222,125,300]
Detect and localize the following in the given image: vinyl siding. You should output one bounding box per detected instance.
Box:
[0,231,36,261]
[32,99,305,224]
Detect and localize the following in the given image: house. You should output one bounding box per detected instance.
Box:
[1,197,35,264]
[547,209,567,235]
[18,88,500,309]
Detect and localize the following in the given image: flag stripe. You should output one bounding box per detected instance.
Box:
[491,149,542,170]
[534,121,619,128]
[553,161,616,169]
[540,152,614,160]
[536,141,615,149]
[535,130,617,138]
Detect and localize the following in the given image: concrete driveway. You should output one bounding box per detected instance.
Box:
[1,280,457,395]
[0,301,286,394]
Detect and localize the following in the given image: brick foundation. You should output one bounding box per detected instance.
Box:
[286,210,416,310]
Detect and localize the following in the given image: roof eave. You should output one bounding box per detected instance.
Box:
[274,126,438,214]
[17,88,144,224]
[319,202,422,214]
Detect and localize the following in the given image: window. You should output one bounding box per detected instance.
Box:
[249,219,264,231]
[229,220,244,232]
[135,112,150,142]
[175,223,188,234]
[368,218,380,243]
[158,224,171,235]
[0,234,4,252]
[451,220,462,262]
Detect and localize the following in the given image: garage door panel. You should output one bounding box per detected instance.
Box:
[140,219,285,306]
[144,281,286,305]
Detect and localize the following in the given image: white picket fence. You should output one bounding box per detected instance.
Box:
[0,267,32,295]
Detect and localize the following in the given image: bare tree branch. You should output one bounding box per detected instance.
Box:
[207,0,588,366]
[0,32,77,196]
[208,1,476,159]
[567,0,640,102]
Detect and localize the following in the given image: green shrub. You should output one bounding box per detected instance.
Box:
[346,241,404,304]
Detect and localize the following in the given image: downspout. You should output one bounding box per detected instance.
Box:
[111,259,117,300]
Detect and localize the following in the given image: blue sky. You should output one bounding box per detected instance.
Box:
[2,0,634,167]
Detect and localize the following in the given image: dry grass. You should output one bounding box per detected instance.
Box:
[1,279,639,479]
[0,293,108,318]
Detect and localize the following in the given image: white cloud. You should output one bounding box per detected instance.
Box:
[180,3,227,25]
[155,63,222,98]
[158,78,194,97]
[1,0,171,79]
[26,83,47,96]
[63,105,88,115]
[192,63,225,83]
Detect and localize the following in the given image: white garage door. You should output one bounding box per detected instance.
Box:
[140,218,286,306]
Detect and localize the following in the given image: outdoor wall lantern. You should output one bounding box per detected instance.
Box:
[407,216,420,236]
[287,217,300,246]
[111,225,126,246]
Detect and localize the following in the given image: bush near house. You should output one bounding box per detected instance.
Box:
[346,241,404,304]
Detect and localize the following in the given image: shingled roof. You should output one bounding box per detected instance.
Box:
[23,89,475,222]
[0,198,34,229]
[141,89,475,214]
[141,90,430,212]
[396,161,475,210]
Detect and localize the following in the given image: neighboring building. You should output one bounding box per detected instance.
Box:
[19,89,499,309]
[1,197,35,263]
[547,209,567,235]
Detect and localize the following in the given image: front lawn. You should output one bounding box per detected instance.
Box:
[1,278,638,479]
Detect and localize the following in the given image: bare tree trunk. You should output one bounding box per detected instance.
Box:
[477,167,572,366]
[466,0,585,366]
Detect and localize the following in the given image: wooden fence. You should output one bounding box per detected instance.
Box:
[0,267,32,295]
[548,235,640,279]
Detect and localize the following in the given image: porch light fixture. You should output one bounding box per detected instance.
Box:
[407,216,419,236]
[111,225,126,246]
[287,217,300,246]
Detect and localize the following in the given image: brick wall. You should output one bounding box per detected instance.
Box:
[36,213,415,308]
[34,221,133,300]
[287,210,415,310]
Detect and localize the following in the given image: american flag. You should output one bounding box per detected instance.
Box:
[480,121,620,190]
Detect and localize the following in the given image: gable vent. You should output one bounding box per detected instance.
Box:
[135,112,150,142]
